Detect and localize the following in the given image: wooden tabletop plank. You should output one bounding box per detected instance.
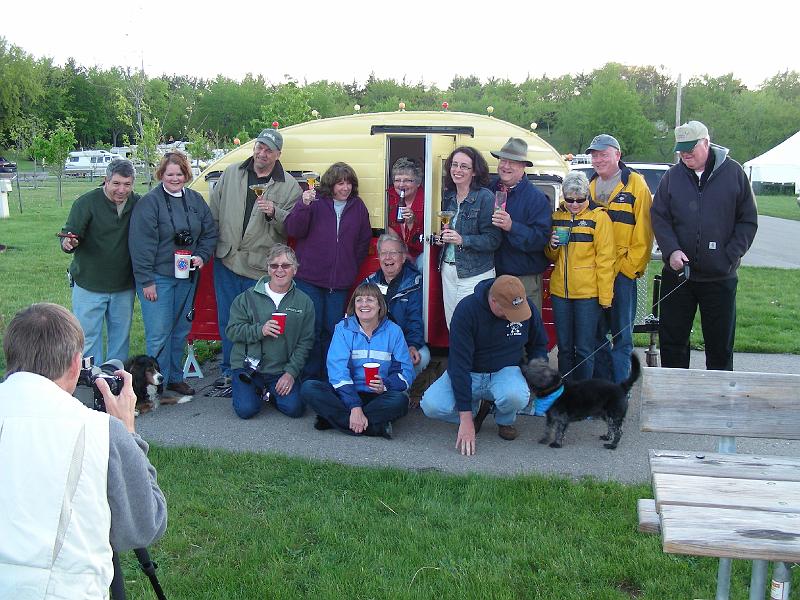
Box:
[653,473,800,514]
[649,449,800,482]
[640,368,800,438]
[660,505,800,562]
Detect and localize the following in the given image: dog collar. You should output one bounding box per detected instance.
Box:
[534,384,564,416]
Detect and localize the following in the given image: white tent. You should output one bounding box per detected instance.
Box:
[744,131,800,190]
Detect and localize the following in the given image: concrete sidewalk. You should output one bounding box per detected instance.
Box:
[129,349,800,485]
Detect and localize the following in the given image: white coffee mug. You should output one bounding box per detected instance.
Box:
[174,251,199,279]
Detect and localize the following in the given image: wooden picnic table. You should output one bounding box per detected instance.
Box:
[648,449,800,598]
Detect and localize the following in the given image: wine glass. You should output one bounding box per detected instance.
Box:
[249,184,266,196]
[438,210,455,231]
[302,171,319,189]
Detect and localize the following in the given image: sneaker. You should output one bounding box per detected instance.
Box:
[498,425,518,441]
[473,400,493,433]
[214,375,232,388]
[381,422,393,440]
[166,381,195,396]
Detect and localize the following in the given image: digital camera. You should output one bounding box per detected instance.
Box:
[174,229,194,246]
[238,356,261,384]
[78,356,123,412]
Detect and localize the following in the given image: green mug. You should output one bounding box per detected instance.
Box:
[554,226,570,246]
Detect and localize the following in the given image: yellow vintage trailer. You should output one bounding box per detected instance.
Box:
[188,110,568,347]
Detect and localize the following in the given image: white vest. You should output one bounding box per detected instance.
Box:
[0,372,113,599]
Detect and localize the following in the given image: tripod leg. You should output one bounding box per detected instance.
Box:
[110,551,127,600]
[134,547,167,600]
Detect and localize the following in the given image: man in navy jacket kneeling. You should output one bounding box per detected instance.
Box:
[421,275,548,456]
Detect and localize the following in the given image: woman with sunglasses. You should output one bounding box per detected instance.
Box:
[545,170,614,382]
[284,162,372,380]
[437,146,501,328]
[129,152,217,399]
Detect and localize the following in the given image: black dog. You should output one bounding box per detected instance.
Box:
[124,355,164,414]
[523,354,641,450]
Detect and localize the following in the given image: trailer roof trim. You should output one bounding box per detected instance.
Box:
[370,125,475,136]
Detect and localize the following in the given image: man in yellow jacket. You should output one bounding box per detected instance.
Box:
[586,134,653,383]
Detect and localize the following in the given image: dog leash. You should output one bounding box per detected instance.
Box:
[560,267,690,381]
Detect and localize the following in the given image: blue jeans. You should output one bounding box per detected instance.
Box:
[551,296,602,382]
[593,274,637,383]
[137,275,195,385]
[301,379,409,436]
[420,366,529,426]
[294,280,349,380]
[231,369,304,419]
[214,261,259,376]
[72,284,135,364]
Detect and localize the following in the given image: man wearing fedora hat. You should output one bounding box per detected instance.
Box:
[421,275,548,456]
[489,137,553,312]
[210,128,302,387]
[651,121,757,371]
[585,133,653,384]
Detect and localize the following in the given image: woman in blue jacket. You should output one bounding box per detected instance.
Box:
[301,283,415,438]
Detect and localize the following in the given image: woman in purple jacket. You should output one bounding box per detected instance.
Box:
[285,162,372,379]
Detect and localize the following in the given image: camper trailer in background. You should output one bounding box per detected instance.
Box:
[188,110,569,348]
[64,150,124,177]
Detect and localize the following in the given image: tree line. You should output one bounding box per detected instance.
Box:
[2,36,799,165]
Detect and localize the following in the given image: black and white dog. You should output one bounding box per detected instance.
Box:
[125,355,164,414]
[523,354,641,450]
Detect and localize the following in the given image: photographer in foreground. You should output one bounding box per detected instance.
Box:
[0,303,167,599]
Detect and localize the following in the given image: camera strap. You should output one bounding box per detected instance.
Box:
[161,186,191,239]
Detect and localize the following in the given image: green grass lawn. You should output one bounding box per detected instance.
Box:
[112,446,788,600]
[634,261,800,353]
[757,194,800,221]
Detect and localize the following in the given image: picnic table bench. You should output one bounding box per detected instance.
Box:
[638,366,800,600]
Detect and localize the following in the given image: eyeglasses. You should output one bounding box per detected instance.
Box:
[451,163,473,171]
[379,251,403,258]
[268,263,294,271]
[563,197,586,204]
[393,178,416,185]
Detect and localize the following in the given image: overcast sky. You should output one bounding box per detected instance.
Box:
[6,0,798,94]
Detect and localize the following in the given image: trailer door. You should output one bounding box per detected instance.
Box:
[422,134,456,347]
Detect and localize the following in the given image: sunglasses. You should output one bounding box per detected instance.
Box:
[563,197,586,204]
[268,263,294,271]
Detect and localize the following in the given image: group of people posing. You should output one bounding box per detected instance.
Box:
[57,120,757,456]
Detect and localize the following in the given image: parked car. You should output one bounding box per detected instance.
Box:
[0,156,18,174]
[570,161,672,259]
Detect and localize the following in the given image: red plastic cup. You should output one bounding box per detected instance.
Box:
[363,362,380,384]
[272,312,287,334]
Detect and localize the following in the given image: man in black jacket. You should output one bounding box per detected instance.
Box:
[651,121,758,370]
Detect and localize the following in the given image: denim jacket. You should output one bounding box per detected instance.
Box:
[438,187,501,278]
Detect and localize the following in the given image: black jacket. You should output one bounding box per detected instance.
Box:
[651,144,758,281]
